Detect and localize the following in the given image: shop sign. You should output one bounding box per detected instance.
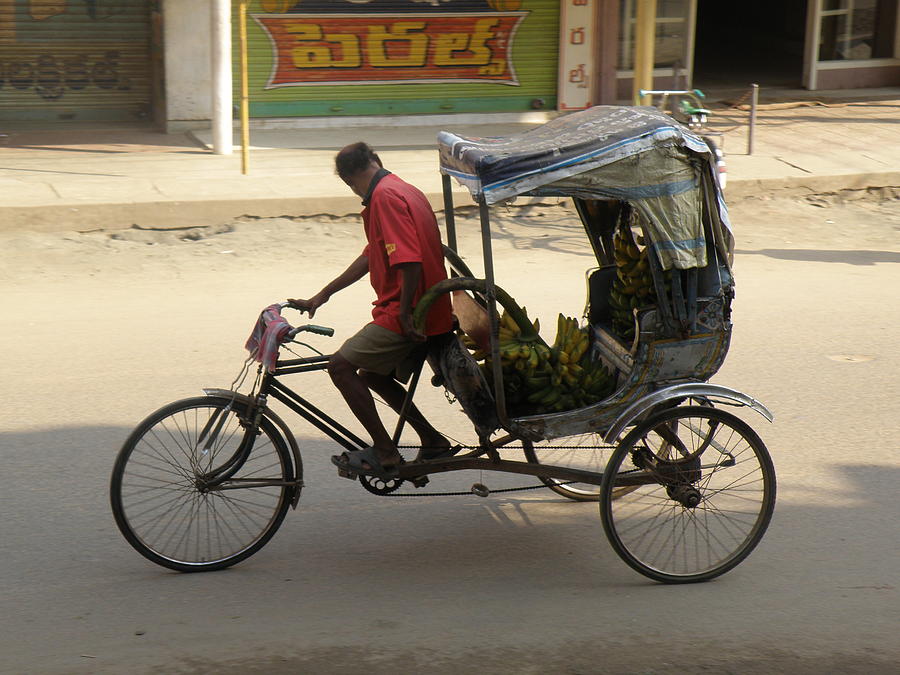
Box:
[253,12,528,88]
[557,0,595,110]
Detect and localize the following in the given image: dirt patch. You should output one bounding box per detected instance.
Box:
[803,186,900,208]
[1,197,896,288]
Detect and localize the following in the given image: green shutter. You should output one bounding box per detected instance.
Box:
[0,0,151,122]
[237,0,559,117]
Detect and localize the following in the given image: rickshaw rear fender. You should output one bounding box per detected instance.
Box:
[602,383,773,444]
[202,388,304,508]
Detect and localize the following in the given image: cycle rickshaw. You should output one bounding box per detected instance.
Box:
[110,105,775,584]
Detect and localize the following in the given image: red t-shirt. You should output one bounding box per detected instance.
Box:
[362,173,453,336]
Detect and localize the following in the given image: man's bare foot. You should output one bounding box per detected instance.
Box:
[332,447,403,479]
[370,445,404,470]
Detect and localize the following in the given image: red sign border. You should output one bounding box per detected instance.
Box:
[251,12,529,89]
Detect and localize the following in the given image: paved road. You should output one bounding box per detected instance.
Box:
[1,192,898,674]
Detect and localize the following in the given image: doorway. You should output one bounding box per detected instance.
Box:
[693,0,808,90]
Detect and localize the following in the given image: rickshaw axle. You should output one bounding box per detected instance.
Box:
[666,484,703,508]
[391,456,657,488]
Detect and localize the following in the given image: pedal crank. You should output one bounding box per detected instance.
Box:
[359,474,404,495]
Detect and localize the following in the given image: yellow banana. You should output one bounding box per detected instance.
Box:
[555,313,566,348]
[499,342,520,360]
[501,311,519,333]
[627,243,640,260]
[540,387,562,406]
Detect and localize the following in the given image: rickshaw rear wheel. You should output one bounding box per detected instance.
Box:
[523,434,637,502]
[600,405,775,584]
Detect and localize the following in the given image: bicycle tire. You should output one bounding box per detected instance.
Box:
[110,396,295,572]
[600,405,775,584]
[523,434,634,502]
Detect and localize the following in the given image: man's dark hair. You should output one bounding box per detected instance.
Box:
[335,142,382,180]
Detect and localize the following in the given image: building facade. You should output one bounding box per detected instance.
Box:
[0,0,897,126]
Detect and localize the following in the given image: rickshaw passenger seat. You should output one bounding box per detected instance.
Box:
[426,331,499,436]
[414,332,452,387]
[587,266,616,324]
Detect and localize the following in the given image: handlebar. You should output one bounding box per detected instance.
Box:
[295,324,334,338]
[639,88,705,98]
[276,301,335,338]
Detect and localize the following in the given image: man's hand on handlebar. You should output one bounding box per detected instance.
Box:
[287,292,328,318]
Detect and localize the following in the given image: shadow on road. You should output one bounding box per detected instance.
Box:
[734,248,900,265]
[1,425,898,674]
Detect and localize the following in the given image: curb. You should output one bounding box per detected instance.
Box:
[3,173,898,233]
[723,171,900,200]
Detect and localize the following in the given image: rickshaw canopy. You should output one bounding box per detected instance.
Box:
[438,105,733,271]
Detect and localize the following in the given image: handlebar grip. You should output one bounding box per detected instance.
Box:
[306,324,334,337]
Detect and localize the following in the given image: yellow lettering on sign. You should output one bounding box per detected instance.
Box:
[287,24,332,68]
[367,22,427,68]
[467,18,499,65]
[287,23,361,69]
[433,19,497,68]
[326,34,361,68]
[433,33,470,66]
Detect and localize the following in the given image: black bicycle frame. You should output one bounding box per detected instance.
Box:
[200,347,687,492]
[201,350,428,490]
[265,353,369,453]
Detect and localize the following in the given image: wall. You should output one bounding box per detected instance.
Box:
[164,0,213,130]
[815,64,900,89]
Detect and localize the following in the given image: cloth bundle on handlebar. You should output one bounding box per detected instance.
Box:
[245,303,291,373]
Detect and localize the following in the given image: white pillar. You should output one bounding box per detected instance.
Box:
[211,0,233,155]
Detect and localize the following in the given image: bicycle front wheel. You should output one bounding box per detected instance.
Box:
[600,406,775,584]
[110,396,295,572]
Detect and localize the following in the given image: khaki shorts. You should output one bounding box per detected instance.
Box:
[338,323,425,383]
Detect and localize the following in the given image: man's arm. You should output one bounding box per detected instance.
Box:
[396,261,425,341]
[289,254,368,318]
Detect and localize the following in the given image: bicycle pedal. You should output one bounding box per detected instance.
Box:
[337,467,357,480]
[411,475,430,489]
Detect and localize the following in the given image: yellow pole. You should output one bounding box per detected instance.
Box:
[633,0,656,106]
[239,0,250,175]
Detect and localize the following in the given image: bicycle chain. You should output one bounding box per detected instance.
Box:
[368,444,601,498]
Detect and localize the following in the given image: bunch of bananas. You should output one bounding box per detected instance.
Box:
[609,224,658,340]
[524,314,615,413]
[498,309,551,371]
[465,308,615,416]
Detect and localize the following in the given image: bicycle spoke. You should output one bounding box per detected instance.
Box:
[112,399,293,570]
[602,407,775,582]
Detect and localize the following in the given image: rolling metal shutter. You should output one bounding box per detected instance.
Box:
[239,0,559,118]
[0,0,152,122]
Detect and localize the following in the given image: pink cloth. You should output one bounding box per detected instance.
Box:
[245,304,291,373]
